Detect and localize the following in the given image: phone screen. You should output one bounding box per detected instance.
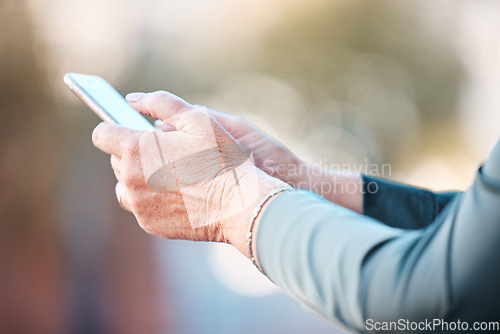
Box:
[64,73,154,131]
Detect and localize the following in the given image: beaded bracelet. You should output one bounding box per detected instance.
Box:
[246,187,292,273]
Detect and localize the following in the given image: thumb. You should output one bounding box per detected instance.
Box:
[126,91,193,129]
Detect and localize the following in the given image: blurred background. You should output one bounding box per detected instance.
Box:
[1,0,499,333]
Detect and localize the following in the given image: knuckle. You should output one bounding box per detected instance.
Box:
[151,90,191,112]
[122,171,134,187]
[128,192,143,214]
[149,90,168,104]
[122,168,140,187]
[123,133,141,157]
[150,90,168,99]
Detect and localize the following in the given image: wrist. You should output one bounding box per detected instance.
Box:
[286,159,314,189]
[220,167,291,257]
[287,162,331,197]
[246,187,292,272]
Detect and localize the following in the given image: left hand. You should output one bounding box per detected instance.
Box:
[92,91,288,254]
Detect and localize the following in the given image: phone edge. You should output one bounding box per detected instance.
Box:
[63,73,118,124]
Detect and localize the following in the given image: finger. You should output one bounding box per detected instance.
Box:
[204,107,234,129]
[204,107,248,138]
[154,119,176,132]
[126,91,192,128]
[110,155,122,180]
[115,182,130,211]
[92,122,139,157]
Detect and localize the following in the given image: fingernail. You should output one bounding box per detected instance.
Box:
[126,92,145,103]
[154,119,163,126]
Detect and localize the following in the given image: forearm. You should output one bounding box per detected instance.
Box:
[286,161,459,229]
[222,168,292,261]
[287,162,364,214]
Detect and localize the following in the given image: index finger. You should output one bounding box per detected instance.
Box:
[92,122,139,157]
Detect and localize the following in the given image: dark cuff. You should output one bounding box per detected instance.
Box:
[362,175,458,230]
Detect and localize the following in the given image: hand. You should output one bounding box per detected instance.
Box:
[92,91,288,255]
[156,107,304,187]
[159,107,363,213]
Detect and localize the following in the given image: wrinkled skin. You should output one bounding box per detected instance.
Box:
[155,107,303,187]
[92,91,288,255]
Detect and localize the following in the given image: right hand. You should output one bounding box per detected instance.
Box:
[156,107,304,187]
[93,91,289,255]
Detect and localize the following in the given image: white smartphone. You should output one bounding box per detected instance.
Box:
[64,73,154,131]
